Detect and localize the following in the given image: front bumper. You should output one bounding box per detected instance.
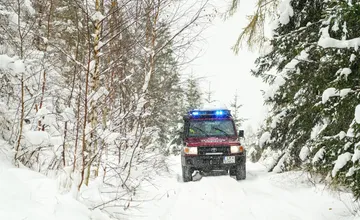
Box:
[181,154,246,169]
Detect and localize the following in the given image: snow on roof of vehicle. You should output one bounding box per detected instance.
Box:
[201,102,228,110]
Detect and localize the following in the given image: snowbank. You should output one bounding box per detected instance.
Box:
[0,141,112,220]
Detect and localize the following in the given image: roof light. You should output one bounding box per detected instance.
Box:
[215,110,224,116]
[188,109,231,118]
[192,111,200,116]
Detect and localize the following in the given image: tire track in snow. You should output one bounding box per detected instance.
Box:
[128,156,354,220]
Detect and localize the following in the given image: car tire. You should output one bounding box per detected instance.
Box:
[236,163,246,180]
[229,168,236,176]
[182,166,192,182]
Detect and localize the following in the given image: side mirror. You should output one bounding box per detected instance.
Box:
[238,130,244,138]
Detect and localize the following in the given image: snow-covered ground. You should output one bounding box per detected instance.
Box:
[0,140,110,220]
[1,137,359,220]
[127,156,360,220]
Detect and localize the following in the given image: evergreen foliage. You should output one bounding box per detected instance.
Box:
[252,0,360,200]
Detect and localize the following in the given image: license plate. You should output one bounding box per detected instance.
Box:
[223,156,235,164]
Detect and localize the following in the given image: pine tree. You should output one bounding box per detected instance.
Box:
[204,82,215,105]
[185,72,202,110]
[310,1,360,200]
[250,0,360,199]
[145,23,185,153]
[244,125,261,162]
[230,90,244,128]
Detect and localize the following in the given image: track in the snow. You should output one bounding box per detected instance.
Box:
[127,156,357,220]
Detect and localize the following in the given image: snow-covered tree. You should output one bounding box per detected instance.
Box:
[185,72,202,110]
[240,0,360,200]
[243,125,261,163]
[0,0,213,216]
[204,82,216,105]
[229,90,244,128]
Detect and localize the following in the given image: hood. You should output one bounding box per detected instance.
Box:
[185,136,240,147]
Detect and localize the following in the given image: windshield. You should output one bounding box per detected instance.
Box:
[188,119,236,138]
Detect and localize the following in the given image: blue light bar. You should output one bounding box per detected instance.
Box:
[215,110,224,116]
[192,111,200,116]
[188,109,231,118]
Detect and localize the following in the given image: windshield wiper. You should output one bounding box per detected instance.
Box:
[213,127,231,137]
[190,126,208,137]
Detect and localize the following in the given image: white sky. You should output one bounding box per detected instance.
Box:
[181,1,269,130]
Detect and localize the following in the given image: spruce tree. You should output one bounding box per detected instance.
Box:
[253,0,327,170]
[251,0,360,199]
[230,90,244,128]
[185,72,202,110]
[204,82,216,105]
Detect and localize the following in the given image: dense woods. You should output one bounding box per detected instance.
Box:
[0,0,208,216]
[230,0,360,201]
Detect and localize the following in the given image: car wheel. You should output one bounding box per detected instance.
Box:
[236,163,246,180]
[182,166,192,182]
[229,168,236,176]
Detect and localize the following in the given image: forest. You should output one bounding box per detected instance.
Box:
[1,0,360,218]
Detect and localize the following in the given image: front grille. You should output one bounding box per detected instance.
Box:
[198,146,230,155]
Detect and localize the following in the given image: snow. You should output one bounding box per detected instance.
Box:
[50,136,63,146]
[0,54,25,74]
[100,129,121,145]
[95,41,105,51]
[346,167,355,177]
[299,146,310,161]
[312,148,325,164]
[92,11,105,21]
[259,131,271,148]
[278,0,294,25]
[332,152,352,177]
[9,59,25,73]
[24,0,35,14]
[339,68,352,80]
[340,88,352,97]
[322,88,339,104]
[89,86,109,102]
[338,131,347,140]
[318,25,360,49]
[355,105,360,123]
[61,107,75,122]
[125,156,355,220]
[36,107,49,117]
[350,54,356,62]
[344,142,352,151]
[311,121,328,139]
[0,141,111,220]
[352,147,360,163]
[258,147,283,171]
[332,20,339,32]
[271,110,286,128]
[265,75,286,99]
[273,152,288,173]
[347,126,355,137]
[321,87,351,103]
[265,50,309,100]
[1,138,358,220]
[23,131,51,146]
[8,12,19,30]
[201,101,228,110]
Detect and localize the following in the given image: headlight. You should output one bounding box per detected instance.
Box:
[184,147,198,155]
[230,145,244,153]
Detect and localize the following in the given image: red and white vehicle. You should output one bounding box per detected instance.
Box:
[181,109,246,182]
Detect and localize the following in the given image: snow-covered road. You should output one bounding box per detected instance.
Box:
[128,156,359,220]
